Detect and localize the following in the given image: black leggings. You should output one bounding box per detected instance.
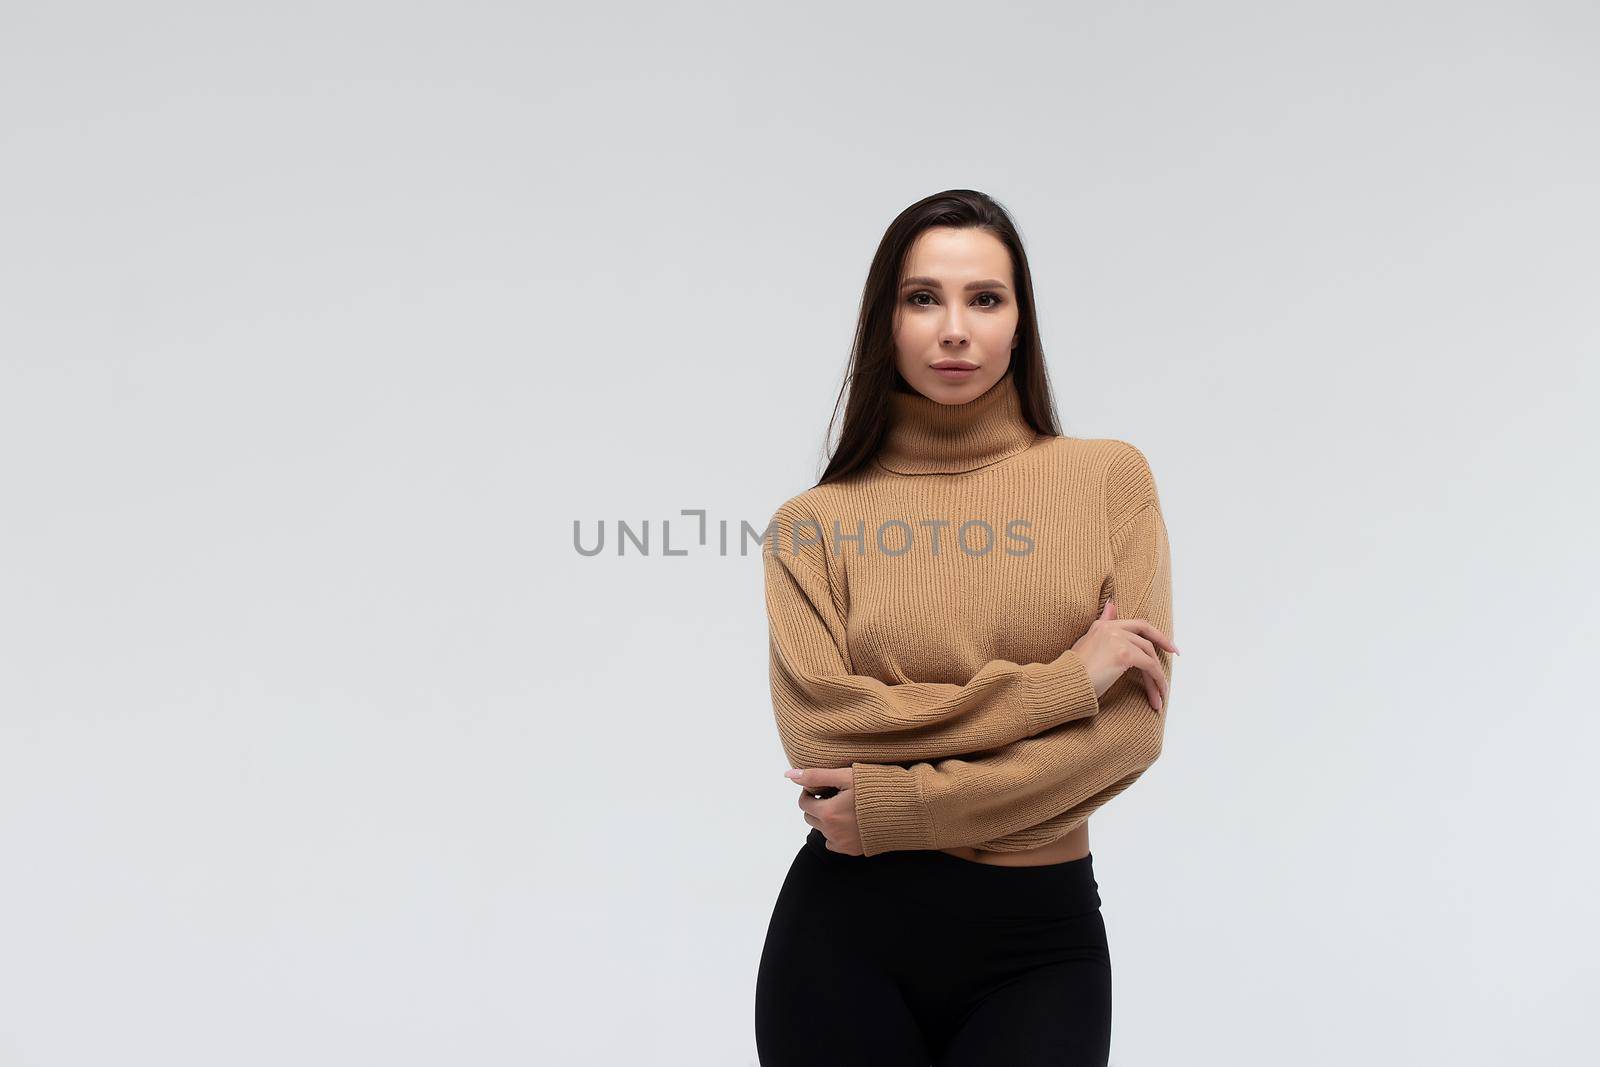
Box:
[755,827,1112,1066]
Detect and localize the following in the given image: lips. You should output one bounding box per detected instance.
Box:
[931,361,978,370]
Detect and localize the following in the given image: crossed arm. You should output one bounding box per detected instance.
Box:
[763,443,1174,856]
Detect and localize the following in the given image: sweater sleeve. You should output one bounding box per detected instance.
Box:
[848,443,1174,856]
[763,500,1102,769]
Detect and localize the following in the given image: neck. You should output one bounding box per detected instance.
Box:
[877,370,1040,475]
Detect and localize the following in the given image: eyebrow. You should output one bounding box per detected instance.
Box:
[899,276,1010,291]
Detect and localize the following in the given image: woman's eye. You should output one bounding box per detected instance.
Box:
[906,291,1003,308]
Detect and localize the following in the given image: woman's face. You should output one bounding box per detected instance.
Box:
[892,226,1020,402]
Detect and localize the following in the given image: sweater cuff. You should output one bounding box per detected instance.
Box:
[1021,650,1100,734]
[851,762,935,856]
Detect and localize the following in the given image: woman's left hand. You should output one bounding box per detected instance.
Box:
[785,767,862,856]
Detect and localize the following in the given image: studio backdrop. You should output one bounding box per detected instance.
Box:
[1,2,1595,1065]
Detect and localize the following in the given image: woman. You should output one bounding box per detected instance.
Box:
[753,189,1179,1066]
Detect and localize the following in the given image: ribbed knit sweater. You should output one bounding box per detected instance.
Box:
[762,369,1174,857]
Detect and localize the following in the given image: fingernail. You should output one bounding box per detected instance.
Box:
[784,770,801,780]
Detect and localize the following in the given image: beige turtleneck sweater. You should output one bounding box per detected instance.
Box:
[762,369,1174,857]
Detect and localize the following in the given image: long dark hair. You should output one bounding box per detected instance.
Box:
[814,189,1062,487]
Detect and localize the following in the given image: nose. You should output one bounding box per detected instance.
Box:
[940,306,970,347]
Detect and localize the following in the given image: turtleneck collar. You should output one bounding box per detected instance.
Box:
[876,370,1040,475]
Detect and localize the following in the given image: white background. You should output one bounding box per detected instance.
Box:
[2,2,1596,1064]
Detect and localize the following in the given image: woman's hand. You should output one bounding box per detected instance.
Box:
[1071,599,1180,711]
[784,767,862,855]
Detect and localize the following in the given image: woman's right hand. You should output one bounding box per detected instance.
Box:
[1071,599,1179,711]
